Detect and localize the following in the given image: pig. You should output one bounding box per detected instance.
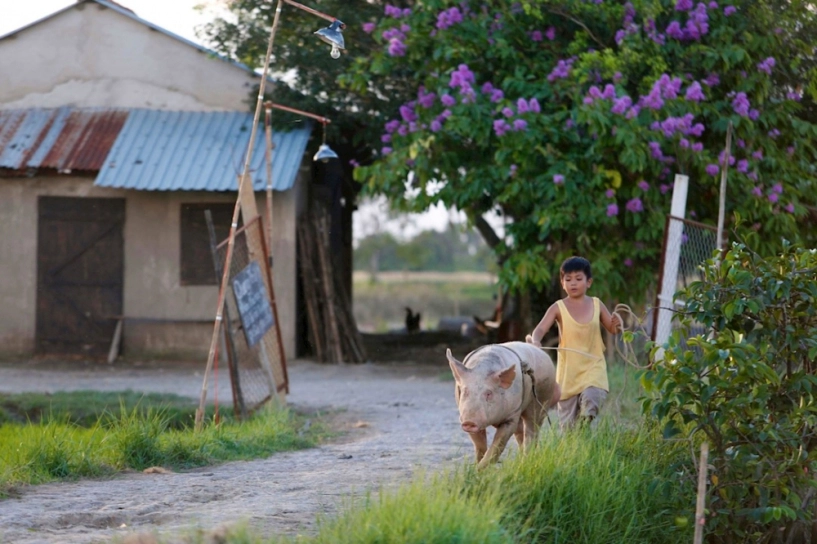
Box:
[447,341,560,469]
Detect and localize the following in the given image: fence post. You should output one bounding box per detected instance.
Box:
[654,174,689,358]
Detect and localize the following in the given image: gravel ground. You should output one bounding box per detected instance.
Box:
[0,356,491,544]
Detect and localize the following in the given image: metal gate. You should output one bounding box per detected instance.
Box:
[36,196,125,357]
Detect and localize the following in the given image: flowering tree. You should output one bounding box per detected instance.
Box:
[342,0,817,301]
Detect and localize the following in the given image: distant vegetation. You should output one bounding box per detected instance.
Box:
[354,224,496,273]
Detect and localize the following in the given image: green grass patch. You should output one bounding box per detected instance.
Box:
[0,394,326,498]
[253,422,691,544]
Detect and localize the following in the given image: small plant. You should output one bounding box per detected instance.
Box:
[642,240,817,542]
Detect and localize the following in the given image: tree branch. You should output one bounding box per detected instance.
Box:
[546,8,607,49]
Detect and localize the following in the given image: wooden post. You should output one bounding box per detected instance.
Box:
[694,442,710,544]
[316,212,343,363]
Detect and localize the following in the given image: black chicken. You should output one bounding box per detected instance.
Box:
[405,307,421,333]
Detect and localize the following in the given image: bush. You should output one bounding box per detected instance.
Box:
[642,241,817,542]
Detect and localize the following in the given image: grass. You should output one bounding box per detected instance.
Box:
[0,393,328,497]
[132,422,692,544]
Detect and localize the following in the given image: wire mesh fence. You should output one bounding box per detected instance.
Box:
[211,215,286,417]
[652,215,718,349]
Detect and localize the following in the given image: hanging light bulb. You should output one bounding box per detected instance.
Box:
[313,122,339,162]
[314,20,346,59]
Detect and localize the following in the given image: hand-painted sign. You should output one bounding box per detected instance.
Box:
[232,261,275,347]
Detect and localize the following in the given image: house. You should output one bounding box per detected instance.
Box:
[0,0,317,361]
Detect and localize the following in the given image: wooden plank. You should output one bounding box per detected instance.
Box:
[107,318,123,364]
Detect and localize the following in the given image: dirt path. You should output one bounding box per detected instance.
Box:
[0,358,486,544]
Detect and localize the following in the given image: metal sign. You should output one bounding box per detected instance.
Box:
[231,261,275,347]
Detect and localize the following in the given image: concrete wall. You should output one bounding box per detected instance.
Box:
[0,176,302,360]
[0,2,258,111]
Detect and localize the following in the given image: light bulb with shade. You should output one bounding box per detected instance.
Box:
[314,20,345,60]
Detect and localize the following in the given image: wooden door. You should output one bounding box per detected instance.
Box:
[36,196,125,357]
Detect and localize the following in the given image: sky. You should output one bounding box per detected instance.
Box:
[0,0,482,243]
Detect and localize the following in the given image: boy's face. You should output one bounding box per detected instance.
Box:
[561,270,592,298]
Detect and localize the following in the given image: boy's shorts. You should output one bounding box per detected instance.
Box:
[557,386,608,430]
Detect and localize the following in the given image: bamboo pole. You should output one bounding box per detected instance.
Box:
[195,0,286,430]
[716,122,733,255]
[694,442,710,544]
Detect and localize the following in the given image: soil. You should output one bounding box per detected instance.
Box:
[0,352,502,544]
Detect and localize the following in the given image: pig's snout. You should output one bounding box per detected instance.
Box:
[461,421,481,433]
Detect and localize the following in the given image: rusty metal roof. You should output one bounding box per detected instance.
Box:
[0,108,128,173]
[0,108,314,192]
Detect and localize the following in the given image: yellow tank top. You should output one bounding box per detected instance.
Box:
[555,297,608,399]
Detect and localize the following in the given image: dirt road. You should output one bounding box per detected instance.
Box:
[0,357,483,544]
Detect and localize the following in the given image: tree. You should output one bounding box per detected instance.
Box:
[343,0,817,302]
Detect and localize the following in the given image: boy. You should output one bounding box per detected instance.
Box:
[527,256,621,429]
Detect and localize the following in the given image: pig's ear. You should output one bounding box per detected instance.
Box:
[447,348,467,382]
[495,364,516,389]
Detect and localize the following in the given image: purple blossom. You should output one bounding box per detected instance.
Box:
[531,30,543,42]
[626,105,641,119]
[528,98,541,113]
[611,95,633,115]
[381,146,392,155]
[772,182,783,194]
[732,92,751,117]
[748,109,760,121]
[388,39,406,57]
[441,94,456,107]
[440,109,452,119]
[787,91,802,101]
[605,188,615,198]
[724,5,737,16]
[513,119,528,131]
[752,150,763,160]
[381,134,391,143]
[666,21,685,39]
[417,88,436,108]
[385,119,400,133]
[649,141,664,160]
[397,125,408,137]
[660,184,671,194]
[481,82,494,94]
[547,58,574,82]
[748,170,758,181]
[638,180,650,191]
[546,26,556,40]
[502,107,514,118]
[787,146,795,155]
[349,159,360,167]
[785,203,795,213]
[692,142,704,152]
[736,159,749,173]
[384,4,403,17]
[602,84,617,100]
[768,192,779,203]
[685,81,706,102]
[509,164,518,177]
[490,89,505,103]
[704,73,720,87]
[430,119,442,132]
[553,174,565,184]
[768,128,781,139]
[399,104,417,123]
[706,164,719,176]
[757,57,776,75]
[362,22,375,33]
[624,258,633,267]
[517,98,530,113]
[751,185,763,197]
[626,198,644,213]
[449,64,475,90]
[675,0,694,10]
[679,138,690,148]
[493,119,511,136]
[607,203,619,216]
[708,0,718,7]
[436,7,464,30]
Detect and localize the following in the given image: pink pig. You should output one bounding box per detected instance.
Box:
[447,341,560,469]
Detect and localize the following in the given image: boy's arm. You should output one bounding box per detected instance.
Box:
[528,303,559,346]
[599,302,622,334]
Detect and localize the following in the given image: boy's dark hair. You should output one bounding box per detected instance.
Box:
[560,256,592,279]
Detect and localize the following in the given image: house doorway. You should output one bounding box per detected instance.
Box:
[36,196,125,357]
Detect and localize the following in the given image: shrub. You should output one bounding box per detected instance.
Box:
[642,241,817,542]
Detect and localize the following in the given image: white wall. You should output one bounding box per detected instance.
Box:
[0,2,258,111]
[0,176,302,359]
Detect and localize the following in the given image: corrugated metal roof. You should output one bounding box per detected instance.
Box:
[95,110,313,192]
[0,108,128,172]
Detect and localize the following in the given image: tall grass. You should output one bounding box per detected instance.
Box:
[255,423,692,544]
[0,401,322,496]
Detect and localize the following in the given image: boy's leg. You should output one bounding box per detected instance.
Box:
[578,387,608,425]
[557,395,580,431]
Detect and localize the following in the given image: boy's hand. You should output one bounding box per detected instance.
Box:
[525,334,541,347]
[611,314,622,333]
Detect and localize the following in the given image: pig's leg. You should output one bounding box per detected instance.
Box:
[469,429,488,463]
[519,408,540,450]
[478,418,517,469]
[514,420,524,447]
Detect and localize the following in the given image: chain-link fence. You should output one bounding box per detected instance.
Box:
[652,215,718,347]
[210,214,286,417]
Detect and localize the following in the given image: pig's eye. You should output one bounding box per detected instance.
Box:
[484,390,493,401]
